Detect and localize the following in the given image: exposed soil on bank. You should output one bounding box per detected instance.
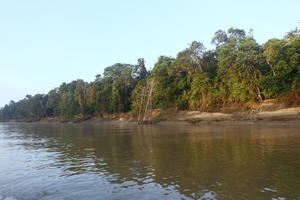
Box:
[2,101,300,124]
[23,107,300,124]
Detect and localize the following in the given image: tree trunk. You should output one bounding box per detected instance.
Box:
[266,57,276,76]
[256,86,263,102]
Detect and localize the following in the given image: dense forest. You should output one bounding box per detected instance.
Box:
[1,27,300,121]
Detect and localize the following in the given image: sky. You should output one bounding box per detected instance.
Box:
[0,0,299,107]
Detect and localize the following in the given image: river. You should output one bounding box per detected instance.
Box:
[0,122,300,200]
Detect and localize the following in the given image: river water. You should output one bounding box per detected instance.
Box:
[0,122,300,200]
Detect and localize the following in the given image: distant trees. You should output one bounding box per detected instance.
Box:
[1,27,300,120]
[0,94,48,120]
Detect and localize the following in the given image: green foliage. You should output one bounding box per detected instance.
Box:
[215,30,265,102]
[59,92,79,119]
[1,27,300,120]
[261,32,300,98]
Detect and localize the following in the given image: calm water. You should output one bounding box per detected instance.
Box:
[0,122,300,200]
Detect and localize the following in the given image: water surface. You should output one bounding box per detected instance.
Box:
[0,122,300,200]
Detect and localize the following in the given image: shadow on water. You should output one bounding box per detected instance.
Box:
[0,122,300,200]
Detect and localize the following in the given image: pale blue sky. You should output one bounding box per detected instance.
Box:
[0,0,299,107]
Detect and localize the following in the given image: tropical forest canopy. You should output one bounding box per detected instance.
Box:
[1,27,300,120]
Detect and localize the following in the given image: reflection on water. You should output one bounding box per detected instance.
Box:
[0,122,300,200]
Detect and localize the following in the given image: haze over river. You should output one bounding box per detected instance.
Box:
[0,122,300,200]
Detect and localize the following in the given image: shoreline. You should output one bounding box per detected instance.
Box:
[1,106,300,124]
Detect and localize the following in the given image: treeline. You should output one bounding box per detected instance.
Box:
[1,27,300,120]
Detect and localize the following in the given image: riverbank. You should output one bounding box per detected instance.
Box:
[2,105,300,124]
[166,107,300,123]
[131,106,300,124]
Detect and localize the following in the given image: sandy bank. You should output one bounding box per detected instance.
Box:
[2,106,300,124]
[172,107,300,123]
